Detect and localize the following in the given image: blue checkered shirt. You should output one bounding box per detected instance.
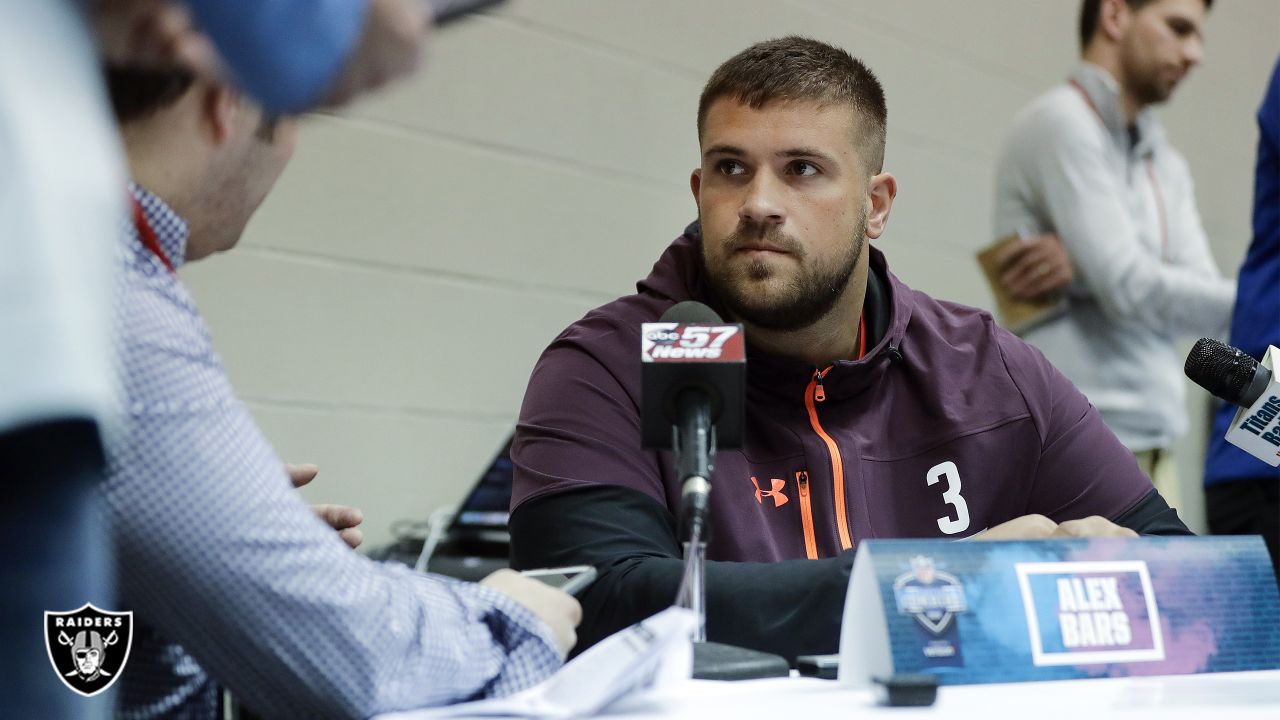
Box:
[105,184,562,719]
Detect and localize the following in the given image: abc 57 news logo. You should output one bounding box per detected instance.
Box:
[642,324,743,361]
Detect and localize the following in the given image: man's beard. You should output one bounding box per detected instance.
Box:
[1120,45,1175,107]
[1124,66,1173,106]
[702,216,866,332]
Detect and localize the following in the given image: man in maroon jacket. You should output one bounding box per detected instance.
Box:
[509,37,1190,664]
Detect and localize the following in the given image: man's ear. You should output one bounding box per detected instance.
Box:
[202,83,243,146]
[1099,0,1131,44]
[864,172,897,240]
[690,168,702,206]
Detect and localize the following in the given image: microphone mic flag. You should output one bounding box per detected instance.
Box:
[640,302,745,450]
[1185,338,1273,408]
[1186,338,1280,467]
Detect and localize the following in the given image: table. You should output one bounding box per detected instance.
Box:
[598,671,1280,719]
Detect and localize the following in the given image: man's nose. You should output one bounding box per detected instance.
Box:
[1182,35,1203,68]
[739,172,786,226]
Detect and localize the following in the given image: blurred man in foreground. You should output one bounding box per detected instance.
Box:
[104,66,578,719]
[8,1,456,716]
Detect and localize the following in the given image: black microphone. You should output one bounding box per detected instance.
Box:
[1185,338,1272,408]
[640,301,746,541]
[640,303,790,680]
[1185,338,1280,467]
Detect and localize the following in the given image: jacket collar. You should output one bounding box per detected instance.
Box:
[1069,62,1165,159]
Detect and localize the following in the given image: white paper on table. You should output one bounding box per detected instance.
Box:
[375,606,697,720]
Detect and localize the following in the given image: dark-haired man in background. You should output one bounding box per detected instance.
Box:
[103,67,580,719]
[509,36,1190,665]
[992,0,1234,511]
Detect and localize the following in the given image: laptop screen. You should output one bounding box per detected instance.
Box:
[451,436,514,531]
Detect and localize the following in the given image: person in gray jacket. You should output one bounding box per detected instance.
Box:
[991,0,1234,509]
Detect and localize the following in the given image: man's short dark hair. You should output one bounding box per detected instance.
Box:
[1079,0,1213,50]
[105,66,281,140]
[697,36,888,174]
[105,66,195,124]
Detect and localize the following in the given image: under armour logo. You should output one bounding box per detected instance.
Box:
[751,476,789,507]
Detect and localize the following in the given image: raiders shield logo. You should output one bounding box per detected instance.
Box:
[45,604,133,697]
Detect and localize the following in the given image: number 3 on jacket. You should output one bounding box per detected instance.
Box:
[927,461,970,535]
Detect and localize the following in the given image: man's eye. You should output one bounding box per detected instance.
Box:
[716,159,746,176]
[789,161,820,177]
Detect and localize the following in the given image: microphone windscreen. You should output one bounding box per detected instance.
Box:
[1185,338,1264,406]
[642,300,744,449]
[660,301,723,325]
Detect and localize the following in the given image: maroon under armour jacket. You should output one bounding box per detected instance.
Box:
[508,225,1186,661]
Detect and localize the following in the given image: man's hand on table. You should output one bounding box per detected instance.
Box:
[972,514,1138,540]
[480,569,583,658]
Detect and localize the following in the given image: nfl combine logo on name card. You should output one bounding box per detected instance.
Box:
[45,604,133,697]
[893,555,967,666]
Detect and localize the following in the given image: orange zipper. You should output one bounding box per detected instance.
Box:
[795,471,818,560]
[805,366,853,551]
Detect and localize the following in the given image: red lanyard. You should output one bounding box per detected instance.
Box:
[130,193,175,272]
[1067,79,1169,260]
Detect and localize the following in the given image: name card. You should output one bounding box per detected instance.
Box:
[838,536,1280,686]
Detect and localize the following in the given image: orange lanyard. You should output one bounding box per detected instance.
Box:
[130,193,175,272]
[856,310,867,360]
[1067,79,1169,261]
